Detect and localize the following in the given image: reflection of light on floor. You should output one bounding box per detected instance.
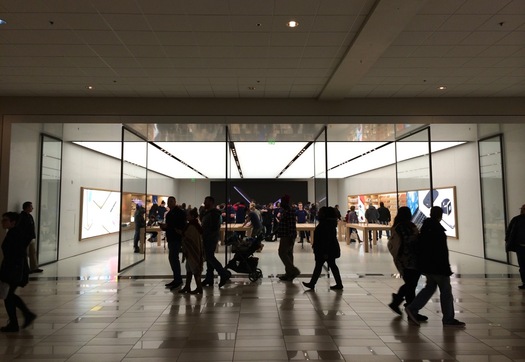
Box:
[80,254,118,279]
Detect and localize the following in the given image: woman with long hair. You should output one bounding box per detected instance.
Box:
[179,208,204,294]
[387,206,427,321]
[302,206,343,290]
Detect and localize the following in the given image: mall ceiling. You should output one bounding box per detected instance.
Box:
[0,0,524,99]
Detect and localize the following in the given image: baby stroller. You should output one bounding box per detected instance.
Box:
[225,233,264,282]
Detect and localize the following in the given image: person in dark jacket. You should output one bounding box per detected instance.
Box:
[162,196,187,290]
[277,195,299,281]
[18,201,42,273]
[387,207,426,321]
[377,202,391,239]
[302,206,343,290]
[1,212,36,332]
[133,202,146,253]
[405,206,465,327]
[505,204,525,289]
[365,203,379,241]
[201,196,231,288]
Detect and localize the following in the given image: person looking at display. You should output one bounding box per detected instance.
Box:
[377,202,391,239]
[295,202,309,244]
[242,203,263,238]
[365,203,379,241]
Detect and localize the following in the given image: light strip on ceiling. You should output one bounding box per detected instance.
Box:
[229,141,243,178]
[149,142,209,179]
[328,142,393,171]
[276,141,313,178]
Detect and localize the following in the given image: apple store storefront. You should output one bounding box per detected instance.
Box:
[2,121,524,273]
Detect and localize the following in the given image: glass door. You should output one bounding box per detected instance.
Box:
[396,127,433,229]
[479,135,508,262]
[119,127,148,272]
[37,134,62,265]
[313,126,328,212]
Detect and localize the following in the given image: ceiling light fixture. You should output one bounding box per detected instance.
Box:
[150,142,208,178]
[286,20,299,28]
[86,85,94,90]
[229,141,243,178]
[276,141,312,178]
[438,86,447,90]
[0,19,6,25]
[248,86,256,90]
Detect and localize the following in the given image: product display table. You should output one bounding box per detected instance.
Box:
[220,224,253,243]
[296,223,316,245]
[219,223,317,244]
[345,223,392,252]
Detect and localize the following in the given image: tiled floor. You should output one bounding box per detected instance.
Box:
[1,237,524,361]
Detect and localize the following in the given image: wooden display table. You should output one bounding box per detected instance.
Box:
[296,223,316,244]
[345,223,392,253]
[220,224,253,243]
[219,223,317,244]
[145,226,162,246]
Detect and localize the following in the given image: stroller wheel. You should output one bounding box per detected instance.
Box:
[256,268,263,279]
[249,271,259,282]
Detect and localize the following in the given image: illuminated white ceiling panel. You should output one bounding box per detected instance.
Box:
[326,142,387,169]
[328,143,396,179]
[75,142,121,159]
[234,142,309,178]
[279,146,315,179]
[158,142,225,178]
[147,145,204,179]
[397,141,465,162]
[74,140,465,180]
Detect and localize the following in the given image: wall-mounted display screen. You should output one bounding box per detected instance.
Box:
[348,186,457,238]
[80,187,120,240]
[404,187,457,238]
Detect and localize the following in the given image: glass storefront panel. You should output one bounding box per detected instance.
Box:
[119,127,148,272]
[314,126,328,210]
[479,135,508,262]
[396,127,433,229]
[38,134,62,264]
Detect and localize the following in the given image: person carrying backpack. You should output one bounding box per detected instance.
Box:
[387,206,427,322]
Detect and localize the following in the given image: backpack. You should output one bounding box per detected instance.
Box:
[387,228,401,259]
[387,227,403,274]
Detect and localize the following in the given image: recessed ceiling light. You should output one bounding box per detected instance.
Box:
[438,86,447,90]
[86,85,94,90]
[248,86,256,90]
[0,19,7,25]
[286,20,299,28]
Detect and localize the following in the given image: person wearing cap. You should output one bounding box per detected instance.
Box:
[277,195,300,281]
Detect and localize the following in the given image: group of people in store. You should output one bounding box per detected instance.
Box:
[2,196,525,333]
[218,200,321,243]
